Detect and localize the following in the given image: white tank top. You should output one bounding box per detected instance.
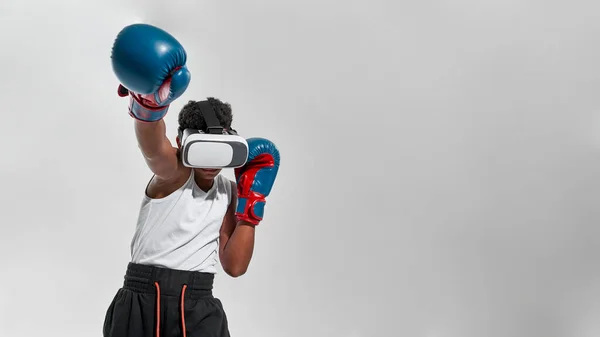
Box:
[130,171,232,273]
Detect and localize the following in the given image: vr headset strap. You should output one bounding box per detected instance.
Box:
[198,101,224,135]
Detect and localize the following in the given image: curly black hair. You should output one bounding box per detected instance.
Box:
[177,97,233,134]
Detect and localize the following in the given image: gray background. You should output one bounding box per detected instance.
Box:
[1,0,600,336]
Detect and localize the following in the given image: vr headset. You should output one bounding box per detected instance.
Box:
[179,100,249,169]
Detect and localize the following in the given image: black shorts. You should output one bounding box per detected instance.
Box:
[103,263,230,337]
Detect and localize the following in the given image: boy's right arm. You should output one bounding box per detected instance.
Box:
[134,119,179,180]
[110,24,191,180]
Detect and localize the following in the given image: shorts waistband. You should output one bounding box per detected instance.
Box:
[123,263,214,298]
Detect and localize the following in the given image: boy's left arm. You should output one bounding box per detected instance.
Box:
[219,137,281,277]
[219,184,256,278]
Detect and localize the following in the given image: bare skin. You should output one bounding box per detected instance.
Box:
[135,118,255,277]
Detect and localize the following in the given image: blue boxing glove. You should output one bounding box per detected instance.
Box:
[111,23,191,122]
[234,138,281,225]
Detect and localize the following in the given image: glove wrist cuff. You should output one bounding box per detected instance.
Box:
[128,95,169,122]
[236,215,260,226]
[235,195,265,225]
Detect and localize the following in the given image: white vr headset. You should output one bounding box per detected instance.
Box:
[179,101,249,169]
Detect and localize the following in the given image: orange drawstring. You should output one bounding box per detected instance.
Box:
[180,285,188,337]
[154,282,187,337]
[153,282,188,337]
[154,282,161,337]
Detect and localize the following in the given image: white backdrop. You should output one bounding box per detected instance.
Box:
[1,1,600,336]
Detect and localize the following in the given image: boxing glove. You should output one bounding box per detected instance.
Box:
[111,23,191,122]
[235,138,281,225]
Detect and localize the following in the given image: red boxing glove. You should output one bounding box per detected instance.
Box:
[235,138,280,225]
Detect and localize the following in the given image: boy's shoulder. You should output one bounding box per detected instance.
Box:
[146,165,192,199]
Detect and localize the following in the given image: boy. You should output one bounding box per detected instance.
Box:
[103,24,280,337]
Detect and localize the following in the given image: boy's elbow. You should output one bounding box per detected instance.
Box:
[223,264,248,278]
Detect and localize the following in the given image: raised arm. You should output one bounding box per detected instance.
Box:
[111,23,191,179]
[134,120,179,179]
